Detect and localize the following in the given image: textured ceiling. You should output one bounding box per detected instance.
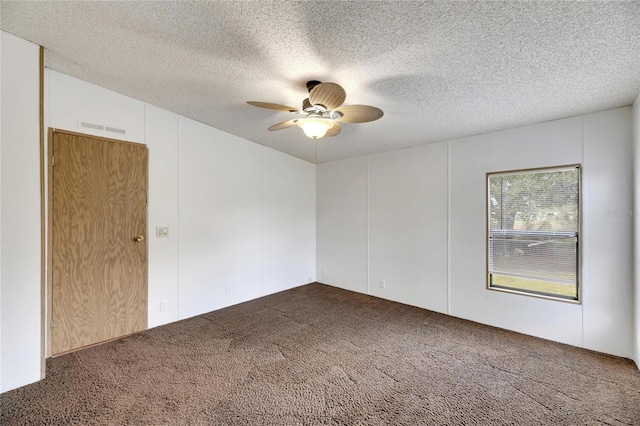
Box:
[2,1,639,163]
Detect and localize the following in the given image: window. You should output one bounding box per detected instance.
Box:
[487,166,580,301]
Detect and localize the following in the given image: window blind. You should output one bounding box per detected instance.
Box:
[488,167,579,287]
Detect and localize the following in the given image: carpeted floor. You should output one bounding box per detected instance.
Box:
[2,283,639,425]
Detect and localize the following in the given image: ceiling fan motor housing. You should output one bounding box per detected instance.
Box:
[303,97,327,113]
[302,98,314,112]
[306,80,328,110]
[306,80,322,93]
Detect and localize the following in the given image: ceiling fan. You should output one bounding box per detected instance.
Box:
[247,80,383,140]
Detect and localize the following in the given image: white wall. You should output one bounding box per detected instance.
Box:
[317,156,368,294]
[582,109,633,356]
[178,118,263,317]
[0,32,42,392]
[633,93,640,368]
[263,148,316,295]
[1,26,3,394]
[178,117,317,319]
[368,144,448,313]
[145,106,180,327]
[49,71,145,143]
[318,107,634,358]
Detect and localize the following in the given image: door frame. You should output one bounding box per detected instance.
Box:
[46,128,149,358]
[39,47,45,377]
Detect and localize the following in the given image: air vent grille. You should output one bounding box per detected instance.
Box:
[79,121,104,131]
[105,126,126,135]
[78,118,127,135]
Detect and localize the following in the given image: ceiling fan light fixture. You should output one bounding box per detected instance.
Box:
[248,80,383,139]
[297,117,333,139]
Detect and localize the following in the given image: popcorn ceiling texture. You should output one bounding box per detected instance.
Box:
[2,1,639,163]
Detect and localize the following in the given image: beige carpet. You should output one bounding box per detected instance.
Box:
[2,283,639,425]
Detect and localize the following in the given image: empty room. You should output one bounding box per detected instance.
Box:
[1,1,640,424]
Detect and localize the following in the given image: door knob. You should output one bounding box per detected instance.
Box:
[134,235,145,242]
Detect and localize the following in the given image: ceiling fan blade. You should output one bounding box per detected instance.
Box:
[268,119,297,131]
[335,105,384,123]
[247,101,298,112]
[325,121,342,137]
[309,83,346,110]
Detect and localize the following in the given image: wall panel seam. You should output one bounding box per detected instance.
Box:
[447,142,451,315]
[580,116,585,349]
[261,148,264,296]
[176,117,181,320]
[366,156,370,295]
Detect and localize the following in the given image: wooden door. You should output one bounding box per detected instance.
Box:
[51,130,148,355]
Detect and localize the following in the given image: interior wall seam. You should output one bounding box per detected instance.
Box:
[447,141,451,316]
[581,116,585,349]
[261,148,264,297]
[366,155,370,296]
[176,115,181,321]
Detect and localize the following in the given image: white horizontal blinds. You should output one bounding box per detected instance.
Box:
[489,235,577,284]
[488,167,579,285]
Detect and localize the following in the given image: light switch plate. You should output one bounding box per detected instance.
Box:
[156,226,169,238]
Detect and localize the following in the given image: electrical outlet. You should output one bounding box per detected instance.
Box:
[322,269,327,277]
[225,287,230,296]
[160,301,167,312]
[379,280,386,288]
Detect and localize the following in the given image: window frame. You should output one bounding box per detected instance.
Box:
[485,164,582,304]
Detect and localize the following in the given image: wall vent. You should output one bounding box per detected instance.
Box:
[105,126,126,135]
[77,118,127,136]
[79,121,104,131]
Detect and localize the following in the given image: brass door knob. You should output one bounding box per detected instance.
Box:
[134,235,145,242]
